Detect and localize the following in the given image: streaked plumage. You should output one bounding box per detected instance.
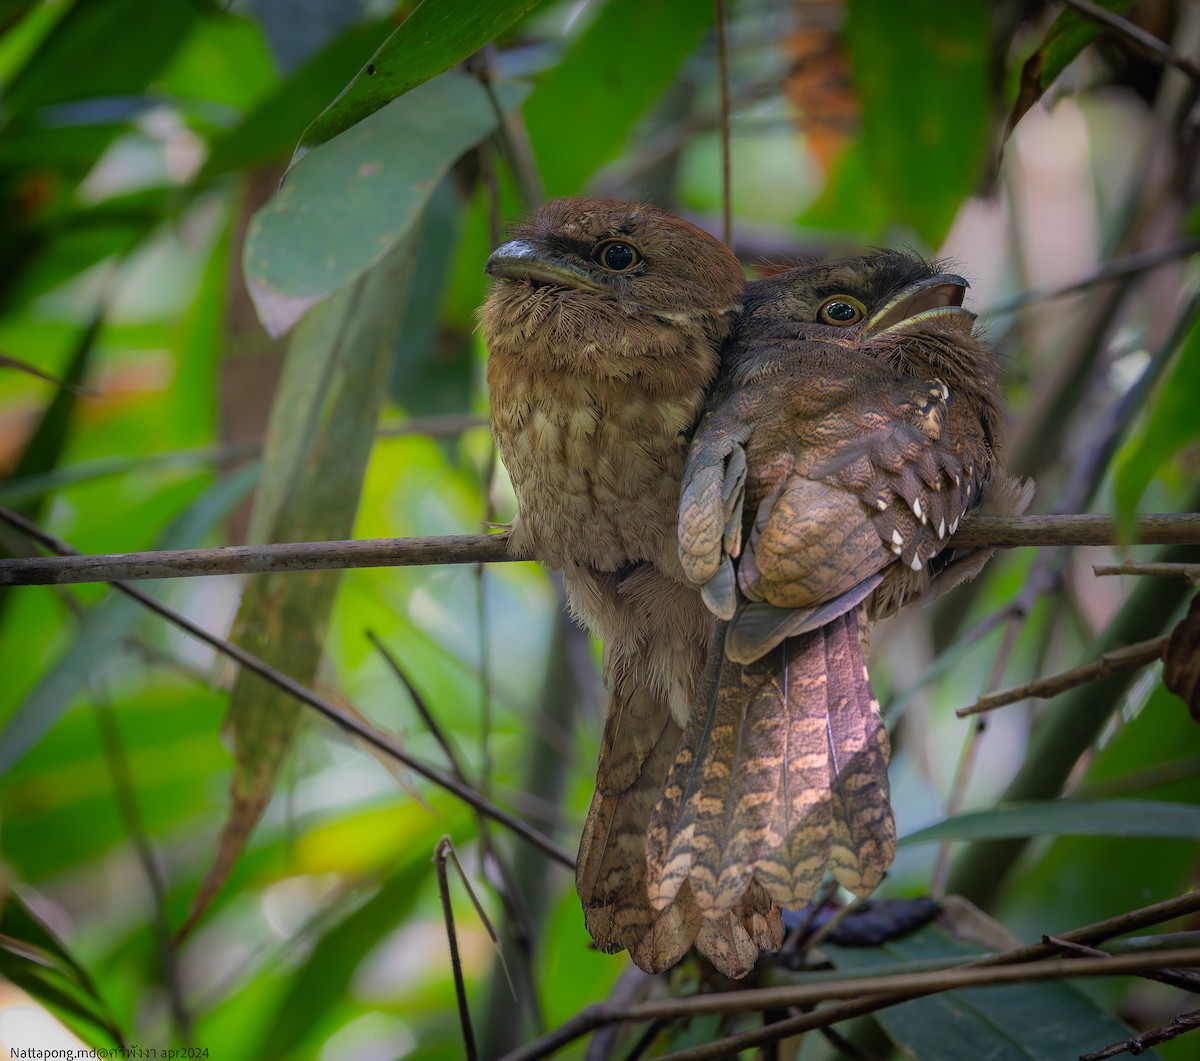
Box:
[648,252,1031,927]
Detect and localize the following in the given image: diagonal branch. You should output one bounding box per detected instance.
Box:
[500,889,1200,1061]
[957,636,1167,717]
[0,507,575,871]
[3,511,1200,587]
[1058,0,1200,83]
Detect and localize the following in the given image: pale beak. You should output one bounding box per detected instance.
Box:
[485,239,607,293]
[864,273,976,337]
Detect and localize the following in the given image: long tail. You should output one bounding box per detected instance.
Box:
[646,608,896,918]
[577,674,783,977]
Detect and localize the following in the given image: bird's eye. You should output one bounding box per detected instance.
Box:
[593,239,641,273]
[818,295,867,326]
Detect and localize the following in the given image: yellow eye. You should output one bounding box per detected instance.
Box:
[593,238,642,272]
[818,294,867,326]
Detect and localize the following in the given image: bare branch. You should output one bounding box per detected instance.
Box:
[435,837,479,1061]
[3,511,1200,588]
[501,889,1200,1061]
[500,948,1200,1061]
[985,237,1200,315]
[1043,935,1200,993]
[1057,0,1200,83]
[1081,1008,1200,1061]
[1094,562,1200,581]
[957,636,1167,717]
[714,0,732,248]
[0,506,576,871]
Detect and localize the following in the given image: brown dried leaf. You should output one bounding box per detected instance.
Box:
[1163,594,1200,723]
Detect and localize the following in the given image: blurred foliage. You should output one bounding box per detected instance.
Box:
[0,1,1197,1059]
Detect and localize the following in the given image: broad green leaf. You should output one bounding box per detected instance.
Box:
[199,20,392,179]
[293,0,544,162]
[0,0,196,115]
[826,922,1158,1061]
[183,233,416,936]
[1006,0,1138,135]
[1003,683,1200,947]
[901,800,1200,846]
[522,0,713,197]
[0,466,257,776]
[843,0,989,245]
[244,71,529,337]
[1114,313,1200,521]
[0,889,124,1046]
[158,10,277,120]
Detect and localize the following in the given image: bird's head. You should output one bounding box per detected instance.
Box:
[481,198,745,365]
[740,251,976,345]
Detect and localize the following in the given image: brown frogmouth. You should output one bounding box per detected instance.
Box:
[480,198,783,978]
[647,252,1031,928]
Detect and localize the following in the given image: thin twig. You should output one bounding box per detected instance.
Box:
[957,636,1167,717]
[92,693,192,1042]
[1057,0,1200,83]
[0,352,99,395]
[1043,935,1200,993]
[714,0,732,248]
[933,618,1021,895]
[984,237,1200,315]
[367,631,471,782]
[500,890,1200,1061]
[0,507,575,870]
[4,512,1200,587]
[435,837,479,1061]
[1080,1008,1200,1061]
[1094,562,1200,581]
[500,948,1200,1061]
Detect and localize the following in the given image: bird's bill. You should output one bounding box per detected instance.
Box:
[864,273,976,337]
[484,239,607,293]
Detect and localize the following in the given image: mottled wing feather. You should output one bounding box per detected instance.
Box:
[823,610,896,895]
[755,634,834,905]
[679,429,751,589]
[725,575,883,665]
[745,382,986,613]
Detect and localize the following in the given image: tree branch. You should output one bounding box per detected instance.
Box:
[1057,0,1200,83]
[957,636,1167,717]
[500,889,1200,1061]
[0,506,576,871]
[2,511,1199,588]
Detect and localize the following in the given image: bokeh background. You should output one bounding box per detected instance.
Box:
[0,0,1198,1058]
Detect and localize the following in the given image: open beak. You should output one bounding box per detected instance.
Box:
[864,273,976,337]
[485,239,607,293]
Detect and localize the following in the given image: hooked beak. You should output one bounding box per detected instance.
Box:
[485,239,607,293]
[864,273,976,337]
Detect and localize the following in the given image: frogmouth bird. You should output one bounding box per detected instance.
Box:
[647,252,1031,926]
[480,198,783,978]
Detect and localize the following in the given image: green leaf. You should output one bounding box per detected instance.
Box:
[1006,0,1138,135]
[0,889,124,1046]
[292,0,544,161]
[183,233,417,935]
[522,0,713,197]
[1114,314,1200,521]
[243,70,529,337]
[843,0,990,245]
[0,466,258,776]
[0,0,196,115]
[199,19,393,179]
[901,800,1200,846]
[826,922,1158,1061]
